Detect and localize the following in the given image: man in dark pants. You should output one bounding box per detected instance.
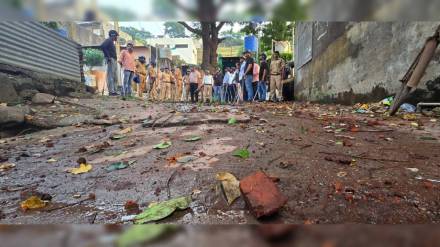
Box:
[100,30,119,96]
[243,50,255,102]
[188,67,200,103]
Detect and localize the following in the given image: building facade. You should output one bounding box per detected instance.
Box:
[294,22,440,105]
[146,37,199,65]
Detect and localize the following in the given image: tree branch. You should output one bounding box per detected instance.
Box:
[216,21,226,32]
[178,22,202,35]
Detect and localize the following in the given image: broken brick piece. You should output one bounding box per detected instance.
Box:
[239,171,288,218]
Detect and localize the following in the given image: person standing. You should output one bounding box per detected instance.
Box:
[147,62,157,100]
[174,67,183,102]
[135,56,147,98]
[118,41,136,99]
[213,68,223,103]
[270,51,285,102]
[188,67,200,103]
[222,67,230,102]
[100,30,119,96]
[160,68,173,101]
[239,55,247,101]
[243,50,255,102]
[202,70,214,103]
[258,53,269,102]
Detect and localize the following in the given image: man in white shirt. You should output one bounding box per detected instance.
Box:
[202,70,214,103]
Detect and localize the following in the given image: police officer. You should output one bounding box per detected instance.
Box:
[135,56,147,98]
[269,51,285,102]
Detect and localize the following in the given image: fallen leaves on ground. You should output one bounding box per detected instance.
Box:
[110,134,127,140]
[117,225,177,247]
[177,155,197,164]
[154,141,172,149]
[0,162,15,172]
[232,148,250,159]
[228,117,237,125]
[20,196,47,211]
[68,163,92,174]
[106,161,129,172]
[216,172,241,205]
[337,171,347,178]
[134,196,191,224]
[184,136,202,142]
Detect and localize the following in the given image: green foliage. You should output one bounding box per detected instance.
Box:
[41,21,60,30]
[233,149,250,159]
[219,28,245,47]
[83,48,104,68]
[280,52,293,62]
[164,22,187,38]
[120,26,153,42]
[260,21,293,53]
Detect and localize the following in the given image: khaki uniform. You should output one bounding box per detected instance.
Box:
[135,61,147,98]
[160,71,174,101]
[270,58,285,101]
[147,66,157,99]
[174,68,183,102]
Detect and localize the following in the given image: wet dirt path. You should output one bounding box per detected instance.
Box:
[1,98,439,224]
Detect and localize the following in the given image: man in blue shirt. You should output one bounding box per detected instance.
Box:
[100,30,119,96]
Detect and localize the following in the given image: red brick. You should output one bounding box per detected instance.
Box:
[239,171,288,218]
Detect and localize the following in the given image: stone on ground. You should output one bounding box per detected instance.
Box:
[0,81,19,104]
[239,171,288,218]
[0,105,30,125]
[32,93,55,104]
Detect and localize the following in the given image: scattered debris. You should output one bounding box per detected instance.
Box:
[20,196,47,211]
[239,171,287,218]
[124,200,141,215]
[232,148,250,159]
[134,196,192,224]
[0,162,16,172]
[184,136,202,142]
[154,141,172,149]
[228,117,237,125]
[68,162,92,175]
[216,172,241,205]
[176,155,197,164]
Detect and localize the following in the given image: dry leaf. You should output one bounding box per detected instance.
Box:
[69,163,92,174]
[0,162,16,171]
[216,172,241,205]
[20,196,47,211]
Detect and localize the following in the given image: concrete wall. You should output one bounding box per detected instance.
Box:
[294,22,440,105]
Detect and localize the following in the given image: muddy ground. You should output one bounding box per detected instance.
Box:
[0,96,439,224]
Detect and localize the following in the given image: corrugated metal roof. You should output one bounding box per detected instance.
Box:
[0,21,81,81]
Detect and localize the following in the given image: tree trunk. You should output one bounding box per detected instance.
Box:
[209,23,219,69]
[201,22,212,70]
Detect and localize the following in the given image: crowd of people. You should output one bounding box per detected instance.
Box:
[101,30,290,103]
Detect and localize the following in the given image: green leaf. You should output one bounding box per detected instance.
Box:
[134,196,191,224]
[184,136,202,142]
[110,134,126,140]
[106,162,128,172]
[233,149,250,159]
[228,117,237,125]
[153,141,172,149]
[117,225,177,247]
